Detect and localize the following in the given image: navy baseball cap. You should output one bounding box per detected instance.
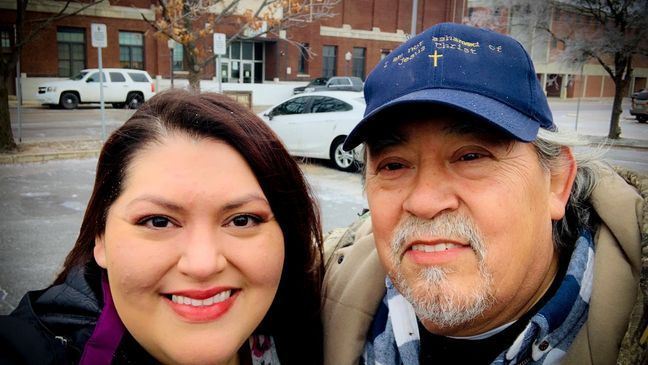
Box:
[343,22,554,150]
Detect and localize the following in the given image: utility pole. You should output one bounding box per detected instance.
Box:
[411,0,418,37]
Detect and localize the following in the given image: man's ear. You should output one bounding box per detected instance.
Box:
[549,147,577,220]
[94,235,107,269]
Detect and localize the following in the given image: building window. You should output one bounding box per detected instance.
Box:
[173,43,184,71]
[352,47,366,80]
[226,41,264,83]
[298,43,309,74]
[380,49,391,60]
[0,28,11,53]
[119,31,144,69]
[57,28,85,77]
[322,45,337,78]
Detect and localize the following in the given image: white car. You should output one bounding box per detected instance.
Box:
[258,91,365,171]
[37,68,155,109]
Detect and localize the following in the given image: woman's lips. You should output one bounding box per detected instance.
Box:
[164,288,240,322]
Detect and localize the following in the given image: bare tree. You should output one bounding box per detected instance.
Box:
[0,0,105,152]
[144,0,339,93]
[465,0,648,139]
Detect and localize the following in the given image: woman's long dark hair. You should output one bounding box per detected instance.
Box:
[54,89,323,364]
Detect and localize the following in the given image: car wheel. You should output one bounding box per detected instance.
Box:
[112,103,125,109]
[126,93,144,109]
[637,115,647,123]
[330,137,357,172]
[59,92,79,110]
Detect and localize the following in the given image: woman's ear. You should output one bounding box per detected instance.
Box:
[549,147,577,220]
[94,235,107,269]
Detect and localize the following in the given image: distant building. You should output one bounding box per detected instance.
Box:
[1,0,645,98]
[465,0,648,97]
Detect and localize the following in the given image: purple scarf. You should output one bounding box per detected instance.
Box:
[79,274,126,365]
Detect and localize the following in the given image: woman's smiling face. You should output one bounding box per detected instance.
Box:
[94,133,285,365]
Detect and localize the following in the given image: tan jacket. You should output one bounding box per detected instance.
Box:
[323,165,644,365]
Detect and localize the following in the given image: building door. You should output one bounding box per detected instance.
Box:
[546,74,562,97]
[220,62,229,83]
[242,62,253,83]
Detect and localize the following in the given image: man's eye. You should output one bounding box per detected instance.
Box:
[138,216,175,229]
[381,162,405,171]
[227,214,262,228]
[459,152,484,161]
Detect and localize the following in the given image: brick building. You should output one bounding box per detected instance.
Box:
[1,0,646,98]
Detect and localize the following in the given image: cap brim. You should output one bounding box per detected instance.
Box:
[343,88,542,150]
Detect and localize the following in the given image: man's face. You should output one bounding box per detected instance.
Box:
[365,116,573,336]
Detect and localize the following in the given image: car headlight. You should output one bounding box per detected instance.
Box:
[47,86,57,92]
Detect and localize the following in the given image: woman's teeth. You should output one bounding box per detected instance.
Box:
[171,290,232,307]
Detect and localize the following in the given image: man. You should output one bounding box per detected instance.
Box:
[323,23,645,364]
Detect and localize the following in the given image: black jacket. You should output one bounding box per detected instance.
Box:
[0,265,157,364]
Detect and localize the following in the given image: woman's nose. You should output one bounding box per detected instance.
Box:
[176,225,227,280]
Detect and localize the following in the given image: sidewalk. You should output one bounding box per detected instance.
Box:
[0,139,103,164]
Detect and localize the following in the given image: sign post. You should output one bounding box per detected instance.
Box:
[213,33,227,93]
[91,23,107,140]
[14,25,22,142]
[167,39,176,89]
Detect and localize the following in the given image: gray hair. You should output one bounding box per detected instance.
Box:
[533,128,603,251]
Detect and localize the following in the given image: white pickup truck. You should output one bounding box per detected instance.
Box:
[37,68,156,109]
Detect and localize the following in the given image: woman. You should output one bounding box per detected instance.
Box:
[0,90,323,365]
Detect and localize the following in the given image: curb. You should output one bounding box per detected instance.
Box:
[0,150,100,164]
[585,136,648,150]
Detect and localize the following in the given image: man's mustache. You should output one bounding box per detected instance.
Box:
[390,213,487,262]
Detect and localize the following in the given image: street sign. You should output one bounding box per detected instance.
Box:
[91,23,107,48]
[213,33,226,55]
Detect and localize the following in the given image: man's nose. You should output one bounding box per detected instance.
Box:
[402,165,460,219]
[177,225,227,280]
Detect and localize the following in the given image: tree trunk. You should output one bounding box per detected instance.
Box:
[0,73,17,152]
[607,78,625,139]
[188,67,201,94]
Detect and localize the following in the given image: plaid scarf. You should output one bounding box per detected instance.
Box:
[363,230,595,365]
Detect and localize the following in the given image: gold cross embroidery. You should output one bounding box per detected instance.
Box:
[429,50,443,67]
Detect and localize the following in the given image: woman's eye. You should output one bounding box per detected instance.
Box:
[227,214,262,228]
[138,216,175,229]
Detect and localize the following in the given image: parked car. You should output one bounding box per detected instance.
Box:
[630,89,648,123]
[37,68,155,110]
[293,77,329,94]
[304,76,364,93]
[257,91,365,171]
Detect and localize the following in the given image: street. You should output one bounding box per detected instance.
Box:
[8,98,648,142]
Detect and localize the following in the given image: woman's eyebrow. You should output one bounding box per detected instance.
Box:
[220,194,270,212]
[126,195,185,213]
[126,194,270,213]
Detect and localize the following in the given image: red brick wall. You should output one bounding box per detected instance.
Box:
[585,76,602,97]
[17,10,160,77]
[372,0,398,32]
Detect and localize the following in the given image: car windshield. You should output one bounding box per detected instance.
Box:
[70,71,88,80]
[309,78,328,86]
